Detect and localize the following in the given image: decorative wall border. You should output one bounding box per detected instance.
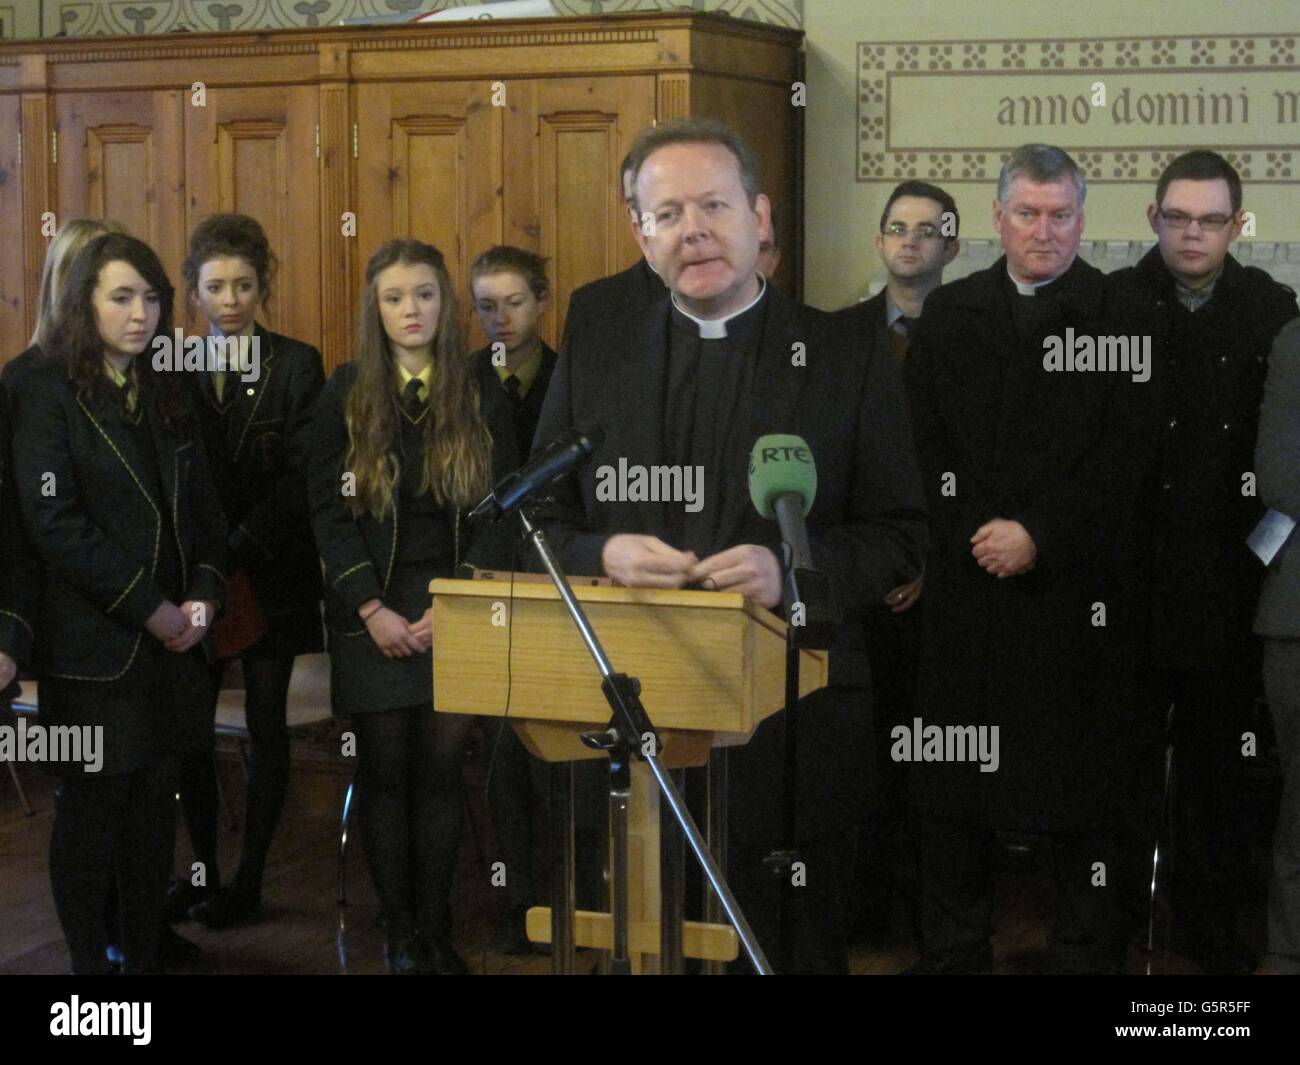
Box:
[857,33,1299,184]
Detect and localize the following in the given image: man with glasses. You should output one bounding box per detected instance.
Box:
[903,143,1148,973]
[838,181,959,946]
[1113,150,1298,973]
[840,181,960,367]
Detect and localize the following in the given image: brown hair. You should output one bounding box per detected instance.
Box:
[469,245,550,302]
[181,213,277,308]
[30,218,128,349]
[345,239,492,519]
[47,233,189,428]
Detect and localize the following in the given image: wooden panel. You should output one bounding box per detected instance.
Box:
[184,86,320,348]
[353,80,500,346]
[51,89,185,303]
[504,76,655,349]
[0,93,24,360]
[690,72,802,296]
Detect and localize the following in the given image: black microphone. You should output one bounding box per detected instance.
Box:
[469,426,604,522]
[747,434,840,649]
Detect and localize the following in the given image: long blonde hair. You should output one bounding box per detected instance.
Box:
[30,217,128,349]
[346,239,492,519]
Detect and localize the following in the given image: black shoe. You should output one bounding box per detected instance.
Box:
[901,942,993,974]
[495,907,532,956]
[165,878,215,923]
[160,925,202,964]
[421,938,470,976]
[190,888,263,930]
[385,936,424,975]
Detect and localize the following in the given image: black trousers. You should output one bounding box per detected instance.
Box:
[918,807,1124,973]
[353,706,473,941]
[49,758,177,974]
[1131,663,1269,965]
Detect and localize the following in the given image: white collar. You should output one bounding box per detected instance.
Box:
[1006,261,1073,296]
[671,275,767,339]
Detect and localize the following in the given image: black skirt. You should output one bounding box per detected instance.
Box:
[37,638,217,778]
[327,570,433,719]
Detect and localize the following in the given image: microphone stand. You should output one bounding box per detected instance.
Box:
[516,504,773,975]
[762,543,802,975]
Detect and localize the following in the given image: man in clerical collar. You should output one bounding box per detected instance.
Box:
[535,117,927,973]
[1114,150,1299,974]
[903,143,1150,974]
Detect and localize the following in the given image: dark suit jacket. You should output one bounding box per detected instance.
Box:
[1113,248,1299,667]
[905,255,1151,830]
[0,347,43,678]
[190,325,326,655]
[1255,317,1300,639]
[835,289,890,345]
[10,356,228,681]
[560,258,666,356]
[469,341,559,460]
[534,284,928,839]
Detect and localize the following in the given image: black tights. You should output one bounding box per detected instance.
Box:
[179,655,296,896]
[50,759,177,974]
[353,706,473,941]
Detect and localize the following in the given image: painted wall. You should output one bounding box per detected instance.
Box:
[0,0,800,39]
[805,0,1299,309]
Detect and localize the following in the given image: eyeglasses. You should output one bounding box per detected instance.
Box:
[1158,209,1234,232]
[882,222,944,240]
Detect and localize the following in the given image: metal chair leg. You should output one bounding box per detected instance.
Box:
[338,777,355,908]
[5,758,33,816]
[1145,702,1177,973]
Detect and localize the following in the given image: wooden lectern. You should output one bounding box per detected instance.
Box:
[430,575,828,974]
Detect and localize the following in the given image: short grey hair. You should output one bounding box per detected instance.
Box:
[996,144,1087,209]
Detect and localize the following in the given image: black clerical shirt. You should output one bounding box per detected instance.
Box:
[662,285,768,560]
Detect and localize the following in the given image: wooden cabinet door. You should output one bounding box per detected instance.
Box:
[353,80,500,345]
[184,86,320,348]
[51,89,186,303]
[0,93,25,361]
[503,76,655,349]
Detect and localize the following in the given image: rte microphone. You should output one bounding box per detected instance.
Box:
[469,426,604,522]
[747,433,840,649]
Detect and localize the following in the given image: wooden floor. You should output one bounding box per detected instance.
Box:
[0,736,1207,976]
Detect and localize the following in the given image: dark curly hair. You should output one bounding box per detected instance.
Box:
[181,213,278,309]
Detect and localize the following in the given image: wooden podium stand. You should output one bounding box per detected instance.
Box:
[430,575,828,974]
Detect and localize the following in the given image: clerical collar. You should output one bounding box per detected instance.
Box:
[670,275,767,338]
[1007,261,1072,296]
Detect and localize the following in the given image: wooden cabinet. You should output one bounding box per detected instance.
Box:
[183,85,321,342]
[0,12,803,373]
[52,90,186,288]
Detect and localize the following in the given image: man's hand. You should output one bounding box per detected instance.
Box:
[408,607,433,653]
[971,519,1037,578]
[602,534,698,589]
[885,575,923,613]
[688,544,783,609]
[0,650,16,690]
[366,606,425,659]
[165,600,216,653]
